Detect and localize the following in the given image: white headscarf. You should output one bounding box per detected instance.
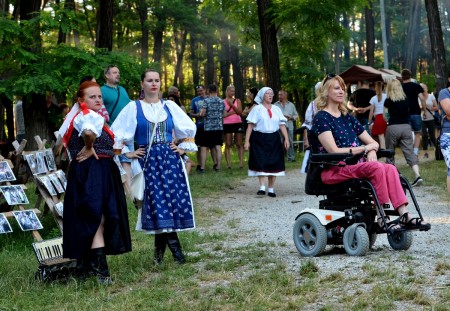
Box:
[254,87,272,105]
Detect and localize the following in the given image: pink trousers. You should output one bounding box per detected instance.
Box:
[321,161,408,209]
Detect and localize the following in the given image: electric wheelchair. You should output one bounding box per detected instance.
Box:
[293,149,431,257]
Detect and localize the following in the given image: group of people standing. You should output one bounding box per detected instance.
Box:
[344,69,444,187]
[190,84,298,196]
[59,66,196,284]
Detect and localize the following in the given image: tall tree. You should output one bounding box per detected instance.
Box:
[219,29,231,96]
[404,0,421,74]
[230,30,244,101]
[365,2,375,66]
[151,0,165,63]
[137,0,149,62]
[256,0,281,93]
[95,0,114,50]
[424,0,447,92]
[17,0,50,148]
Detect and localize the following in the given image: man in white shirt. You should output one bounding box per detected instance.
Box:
[274,90,298,162]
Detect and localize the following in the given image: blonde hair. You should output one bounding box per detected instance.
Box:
[386,79,406,102]
[226,84,235,96]
[315,75,348,115]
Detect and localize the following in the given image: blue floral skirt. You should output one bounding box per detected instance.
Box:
[138,143,195,233]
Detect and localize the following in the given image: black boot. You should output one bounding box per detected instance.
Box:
[90,247,113,285]
[154,234,167,265]
[75,255,91,279]
[166,232,185,264]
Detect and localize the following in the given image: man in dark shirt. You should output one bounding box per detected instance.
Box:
[347,80,376,132]
[401,69,426,156]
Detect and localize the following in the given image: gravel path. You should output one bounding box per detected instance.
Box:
[196,160,450,308]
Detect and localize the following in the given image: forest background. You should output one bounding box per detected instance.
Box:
[0,0,449,150]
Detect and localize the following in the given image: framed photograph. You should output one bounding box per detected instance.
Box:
[0,213,13,234]
[44,149,57,171]
[0,185,29,205]
[24,153,38,175]
[12,210,43,231]
[55,170,67,190]
[38,176,57,196]
[0,161,16,182]
[48,174,64,194]
[54,202,63,217]
[35,151,48,174]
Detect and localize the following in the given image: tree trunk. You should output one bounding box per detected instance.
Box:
[205,34,215,87]
[230,30,244,102]
[256,0,281,94]
[82,0,95,44]
[173,28,188,87]
[365,2,375,66]
[342,13,350,62]
[137,0,149,62]
[16,0,49,150]
[190,35,200,87]
[404,0,421,74]
[220,29,231,97]
[0,0,8,14]
[95,0,113,50]
[425,0,448,92]
[56,0,75,45]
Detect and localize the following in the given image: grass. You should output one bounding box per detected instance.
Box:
[0,149,449,310]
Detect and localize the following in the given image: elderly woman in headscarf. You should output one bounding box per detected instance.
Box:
[244,87,289,197]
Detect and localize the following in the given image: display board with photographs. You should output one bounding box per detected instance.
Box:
[12,210,43,231]
[24,153,38,175]
[44,149,57,172]
[0,213,13,234]
[35,151,48,174]
[38,176,57,196]
[0,161,16,183]
[0,185,29,205]
[48,174,64,194]
[55,170,67,190]
[54,202,64,217]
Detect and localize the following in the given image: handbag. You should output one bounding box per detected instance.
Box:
[130,100,166,202]
[426,108,440,126]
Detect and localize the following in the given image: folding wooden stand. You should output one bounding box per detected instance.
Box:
[5,136,76,281]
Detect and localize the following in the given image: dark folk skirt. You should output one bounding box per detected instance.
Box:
[63,157,132,260]
[248,131,285,174]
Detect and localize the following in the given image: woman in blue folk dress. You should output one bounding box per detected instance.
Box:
[112,69,197,264]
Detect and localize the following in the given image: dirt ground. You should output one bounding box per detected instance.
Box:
[196,155,450,309]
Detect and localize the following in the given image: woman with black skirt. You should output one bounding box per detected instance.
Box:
[59,81,131,284]
[244,87,289,197]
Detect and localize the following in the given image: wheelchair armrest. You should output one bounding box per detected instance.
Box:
[377,149,394,158]
[309,151,365,165]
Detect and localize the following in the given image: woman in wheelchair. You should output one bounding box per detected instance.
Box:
[310,74,429,231]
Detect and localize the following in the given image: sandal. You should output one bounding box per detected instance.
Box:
[398,212,431,230]
[376,216,403,234]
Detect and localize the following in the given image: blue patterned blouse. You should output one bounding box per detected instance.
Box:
[310,111,365,154]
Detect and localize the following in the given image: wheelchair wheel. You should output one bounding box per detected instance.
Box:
[343,226,370,256]
[293,214,327,257]
[388,231,413,250]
